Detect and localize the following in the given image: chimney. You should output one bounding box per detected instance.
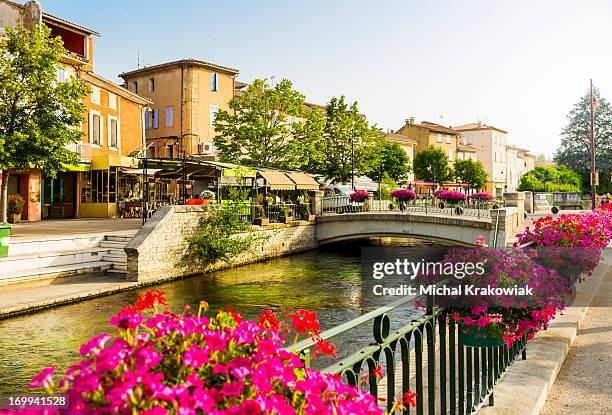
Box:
[405,117,415,125]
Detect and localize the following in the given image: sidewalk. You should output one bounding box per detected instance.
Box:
[9,218,141,241]
[540,260,612,414]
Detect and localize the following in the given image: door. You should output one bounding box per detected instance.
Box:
[43,173,76,219]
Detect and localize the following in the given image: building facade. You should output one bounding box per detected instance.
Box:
[120,59,238,159]
[0,0,150,220]
[395,118,459,172]
[385,133,417,182]
[454,122,509,196]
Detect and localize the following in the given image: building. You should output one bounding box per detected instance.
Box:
[119,59,239,159]
[456,139,478,162]
[395,118,459,170]
[384,133,417,182]
[0,0,151,220]
[454,122,509,196]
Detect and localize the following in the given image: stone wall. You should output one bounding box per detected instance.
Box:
[125,205,317,282]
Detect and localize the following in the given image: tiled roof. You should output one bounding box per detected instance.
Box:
[457,143,478,152]
[454,122,508,134]
[42,12,100,36]
[386,133,417,144]
[418,121,458,134]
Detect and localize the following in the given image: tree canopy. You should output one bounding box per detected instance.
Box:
[213,78,323,169]
[517,165,582,193]
[0,25,88,223]
[367,140,411,182]
[554,87,612,193]
[412,146,453,185]
[453,158,488,190]
[307,96,381,183]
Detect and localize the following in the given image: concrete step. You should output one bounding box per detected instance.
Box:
[0,248,112,273]
[106,268,127,275]
[111,263,127,271]
[102,254,127,263]
[0,261,114,283]
[8,235,106,256]
[99,241,128,249]
[106,247,127,256]
[105,235,133,243]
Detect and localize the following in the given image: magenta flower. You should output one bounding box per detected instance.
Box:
[28,366,55,389]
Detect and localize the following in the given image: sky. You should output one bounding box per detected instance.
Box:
[38,0,612,158]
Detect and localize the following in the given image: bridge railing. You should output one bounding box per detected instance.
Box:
[292,281,527,414]
[321,195,503,219]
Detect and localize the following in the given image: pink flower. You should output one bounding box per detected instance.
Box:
[29,366,55,389]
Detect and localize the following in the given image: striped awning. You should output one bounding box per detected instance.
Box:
[258,170,295,190]
[286,172,320,190]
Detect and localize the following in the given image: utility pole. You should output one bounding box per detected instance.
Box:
[590,79,597,209]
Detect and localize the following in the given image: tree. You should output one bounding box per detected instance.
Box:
[517,165,582,192]
[308,96,380,183]
[0,25,87,223]
[555,87,612,193]
[368,140,411,182]
[213,78,323,169]
[413,146,453,185]
[454,159,488,190]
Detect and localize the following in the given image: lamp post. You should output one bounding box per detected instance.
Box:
[589,79,597,209]
[351,137,355,190]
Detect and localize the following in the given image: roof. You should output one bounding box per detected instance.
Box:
[385,133,417,145]
[419,121,458,134]
[454,122,508,134]
[120,59,239,79]
[81,72,152,105]
[42,12,100,36]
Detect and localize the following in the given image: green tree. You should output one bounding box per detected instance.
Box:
[517,165,582,192]
[213,78,323,169]
[308,96,380,183]
[413,146,453,185]
[0,25,88,223]
[454,159,488,190]
[368,140,411,182]
[554,87,612,192]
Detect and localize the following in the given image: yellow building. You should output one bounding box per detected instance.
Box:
[120,59,239,159]
[395,118,459,176]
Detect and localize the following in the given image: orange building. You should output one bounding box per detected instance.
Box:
[0,0,151,220]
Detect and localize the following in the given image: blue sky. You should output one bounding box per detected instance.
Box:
[39,0,612,156]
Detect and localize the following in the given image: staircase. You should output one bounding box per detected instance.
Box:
[100,235,130,276]
[0,232,135,287]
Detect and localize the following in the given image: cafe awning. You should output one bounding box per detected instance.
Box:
[286,172,320,190]
[121,168,161,176]
[258,170,295,190]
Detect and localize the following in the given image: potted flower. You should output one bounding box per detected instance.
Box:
[278,203,293,224]
[297,194,315,221]
[200,190,216,206]
[7,194,25,224]
[254,205,269,226]
[390,188,416,211]
[469,191,493,202]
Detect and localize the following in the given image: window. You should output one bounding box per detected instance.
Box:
[153,109,159,129]
[446,135,451,144]
[108,116,118,148]
[210,104,218,127]
[108,92,117,110]
[81,168,119,204]
[211,72,218,91]
[149,78,155,92]
[91,86,100,105]
[56,67,67,83]
[90,112,102,145]
[131,81,138,94]
[145,111,150,129]
[448,149,454,159]
[165,106,173,128]
[437,133,442,143]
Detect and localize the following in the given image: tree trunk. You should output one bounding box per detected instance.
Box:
[0,171,8,224]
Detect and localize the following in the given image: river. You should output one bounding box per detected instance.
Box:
[0,239,447,395]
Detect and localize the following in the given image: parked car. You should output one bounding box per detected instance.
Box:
[322,185,361,212]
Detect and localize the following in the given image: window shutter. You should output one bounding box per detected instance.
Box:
[153,109,159,129]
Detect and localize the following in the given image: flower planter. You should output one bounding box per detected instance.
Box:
[7,212,21,224]
[0,223,11,258]
[254,218,269,226]
[279,216,293,224]
[460,325,504,347]
[201,199,210,206]
[307,214,316,222]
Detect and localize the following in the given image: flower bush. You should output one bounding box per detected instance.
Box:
[3,291,394,415]
[433,190,466,203]
[390,188,416,203]
[349,189,370,203]
[468,192,492,201]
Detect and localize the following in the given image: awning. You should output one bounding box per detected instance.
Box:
[121,168,161,176]
[258,170,295,190]
[286,172,320,190]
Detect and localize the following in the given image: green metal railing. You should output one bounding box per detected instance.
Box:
[292,285,526,414]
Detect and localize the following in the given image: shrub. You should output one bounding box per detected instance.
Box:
[468,192,492,201]
[390,188,416,202]
[349,189,370,203]
[7,194,25,214]
[434,190,466,202]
